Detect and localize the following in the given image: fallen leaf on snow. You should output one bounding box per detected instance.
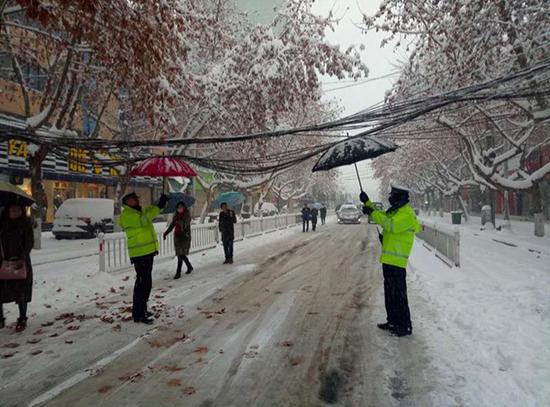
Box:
[182,387,196,395]
[98,385,113,394]
[110,287,117,293]
[65,340,74,344]
[289,356,304,366]
[2,352,17,358]
[67,325,80,331]
[2,343,20,349]
[41,321,54,327]
[194,346,208,354]
[122,276,130,281]
[43,304,52,309]
[27,338,41,344]
[279,341,293,347]
[49,333,59,338]
[112,324,121,332]
[167,379,182,387]
[30,349,43,356]
[118,371,143,383]
[56,288,63,293]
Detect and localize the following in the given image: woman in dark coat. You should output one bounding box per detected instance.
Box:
[0,202,34,332]
[163,202,193,279]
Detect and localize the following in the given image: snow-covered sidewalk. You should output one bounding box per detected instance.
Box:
[407,215,550,406]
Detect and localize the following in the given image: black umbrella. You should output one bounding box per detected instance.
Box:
[312,135,397,191]
[0,182,35,206]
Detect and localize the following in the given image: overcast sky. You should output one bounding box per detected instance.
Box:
[312,0,403,202]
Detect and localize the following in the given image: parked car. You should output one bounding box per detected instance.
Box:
[337,204,361,224]
[52,198,115,239]
[368,202,384,224]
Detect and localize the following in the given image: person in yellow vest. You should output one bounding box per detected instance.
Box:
[360,185,420,337]
[119,192,168,324]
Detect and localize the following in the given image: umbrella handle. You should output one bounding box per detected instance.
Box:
[354,163,364,192]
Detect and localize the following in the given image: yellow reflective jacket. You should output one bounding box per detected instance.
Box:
[365,201,420,268]
[118,204,160,259]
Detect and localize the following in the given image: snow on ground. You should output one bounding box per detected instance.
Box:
[2,223,305,321]
[407,213,550,406]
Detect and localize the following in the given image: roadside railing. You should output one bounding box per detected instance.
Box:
[416,221,460,267]
[98,213,300,272]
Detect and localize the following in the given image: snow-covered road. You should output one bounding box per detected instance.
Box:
[1,217,548,406]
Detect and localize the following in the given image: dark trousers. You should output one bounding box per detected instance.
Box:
[382,264,412,331]
[222,240,234,260]
[132,254,154,319]
[303,219,310,232]
[177,255,192,273]
[321,216,326,225]
[312,218,318,231]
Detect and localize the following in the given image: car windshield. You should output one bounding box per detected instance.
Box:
[341,207,357,212]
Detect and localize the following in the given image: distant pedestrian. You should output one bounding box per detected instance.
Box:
[301,204,311,232]
[311,208,319,231]
[119,192,168,324]
[361,185,420,337]
[219,203,237,264]
[164,202,193,279]
[320,207,327,225]
[0,203,34,332]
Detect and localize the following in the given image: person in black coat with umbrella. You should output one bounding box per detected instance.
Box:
[311,208,319,231]
[219,203,237,264]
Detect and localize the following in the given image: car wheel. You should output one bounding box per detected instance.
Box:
[54,235,62,240]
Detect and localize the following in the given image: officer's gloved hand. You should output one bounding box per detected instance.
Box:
[157,194,169,209]
[362,205,373,215]
[359,191,369,203]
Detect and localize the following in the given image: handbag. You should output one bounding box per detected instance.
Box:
[0,239,27,280]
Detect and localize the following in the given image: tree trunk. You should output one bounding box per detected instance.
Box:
[458,193,469,222]
[439,191,444,218]
[502,189,512,229]
[531,181,545,237]
[199,187,213,224]
[28,145,48,250]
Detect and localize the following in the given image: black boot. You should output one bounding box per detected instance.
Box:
[15,317,27,332]
[377,322,394,331]
[0,318,5,329]
[174,257,183,279]
[183,256,193,274]
[134,316,154,324]
[391,326,412,337]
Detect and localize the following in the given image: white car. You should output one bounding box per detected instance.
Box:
[337,204,361,224]
[53,198,115,239]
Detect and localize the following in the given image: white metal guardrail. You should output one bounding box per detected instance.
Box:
[98,214,300,272]
[416,221,460,267]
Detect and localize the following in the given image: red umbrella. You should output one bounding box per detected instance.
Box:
[129,157,197,193]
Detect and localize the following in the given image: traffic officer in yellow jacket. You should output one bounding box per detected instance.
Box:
[119,192,168,324]
[360,185,420,337]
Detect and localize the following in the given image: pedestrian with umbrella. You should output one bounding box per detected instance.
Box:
[0,185,35,332]
[118,192,168,324]
[218,202,237,264]
[163,201,193,279]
